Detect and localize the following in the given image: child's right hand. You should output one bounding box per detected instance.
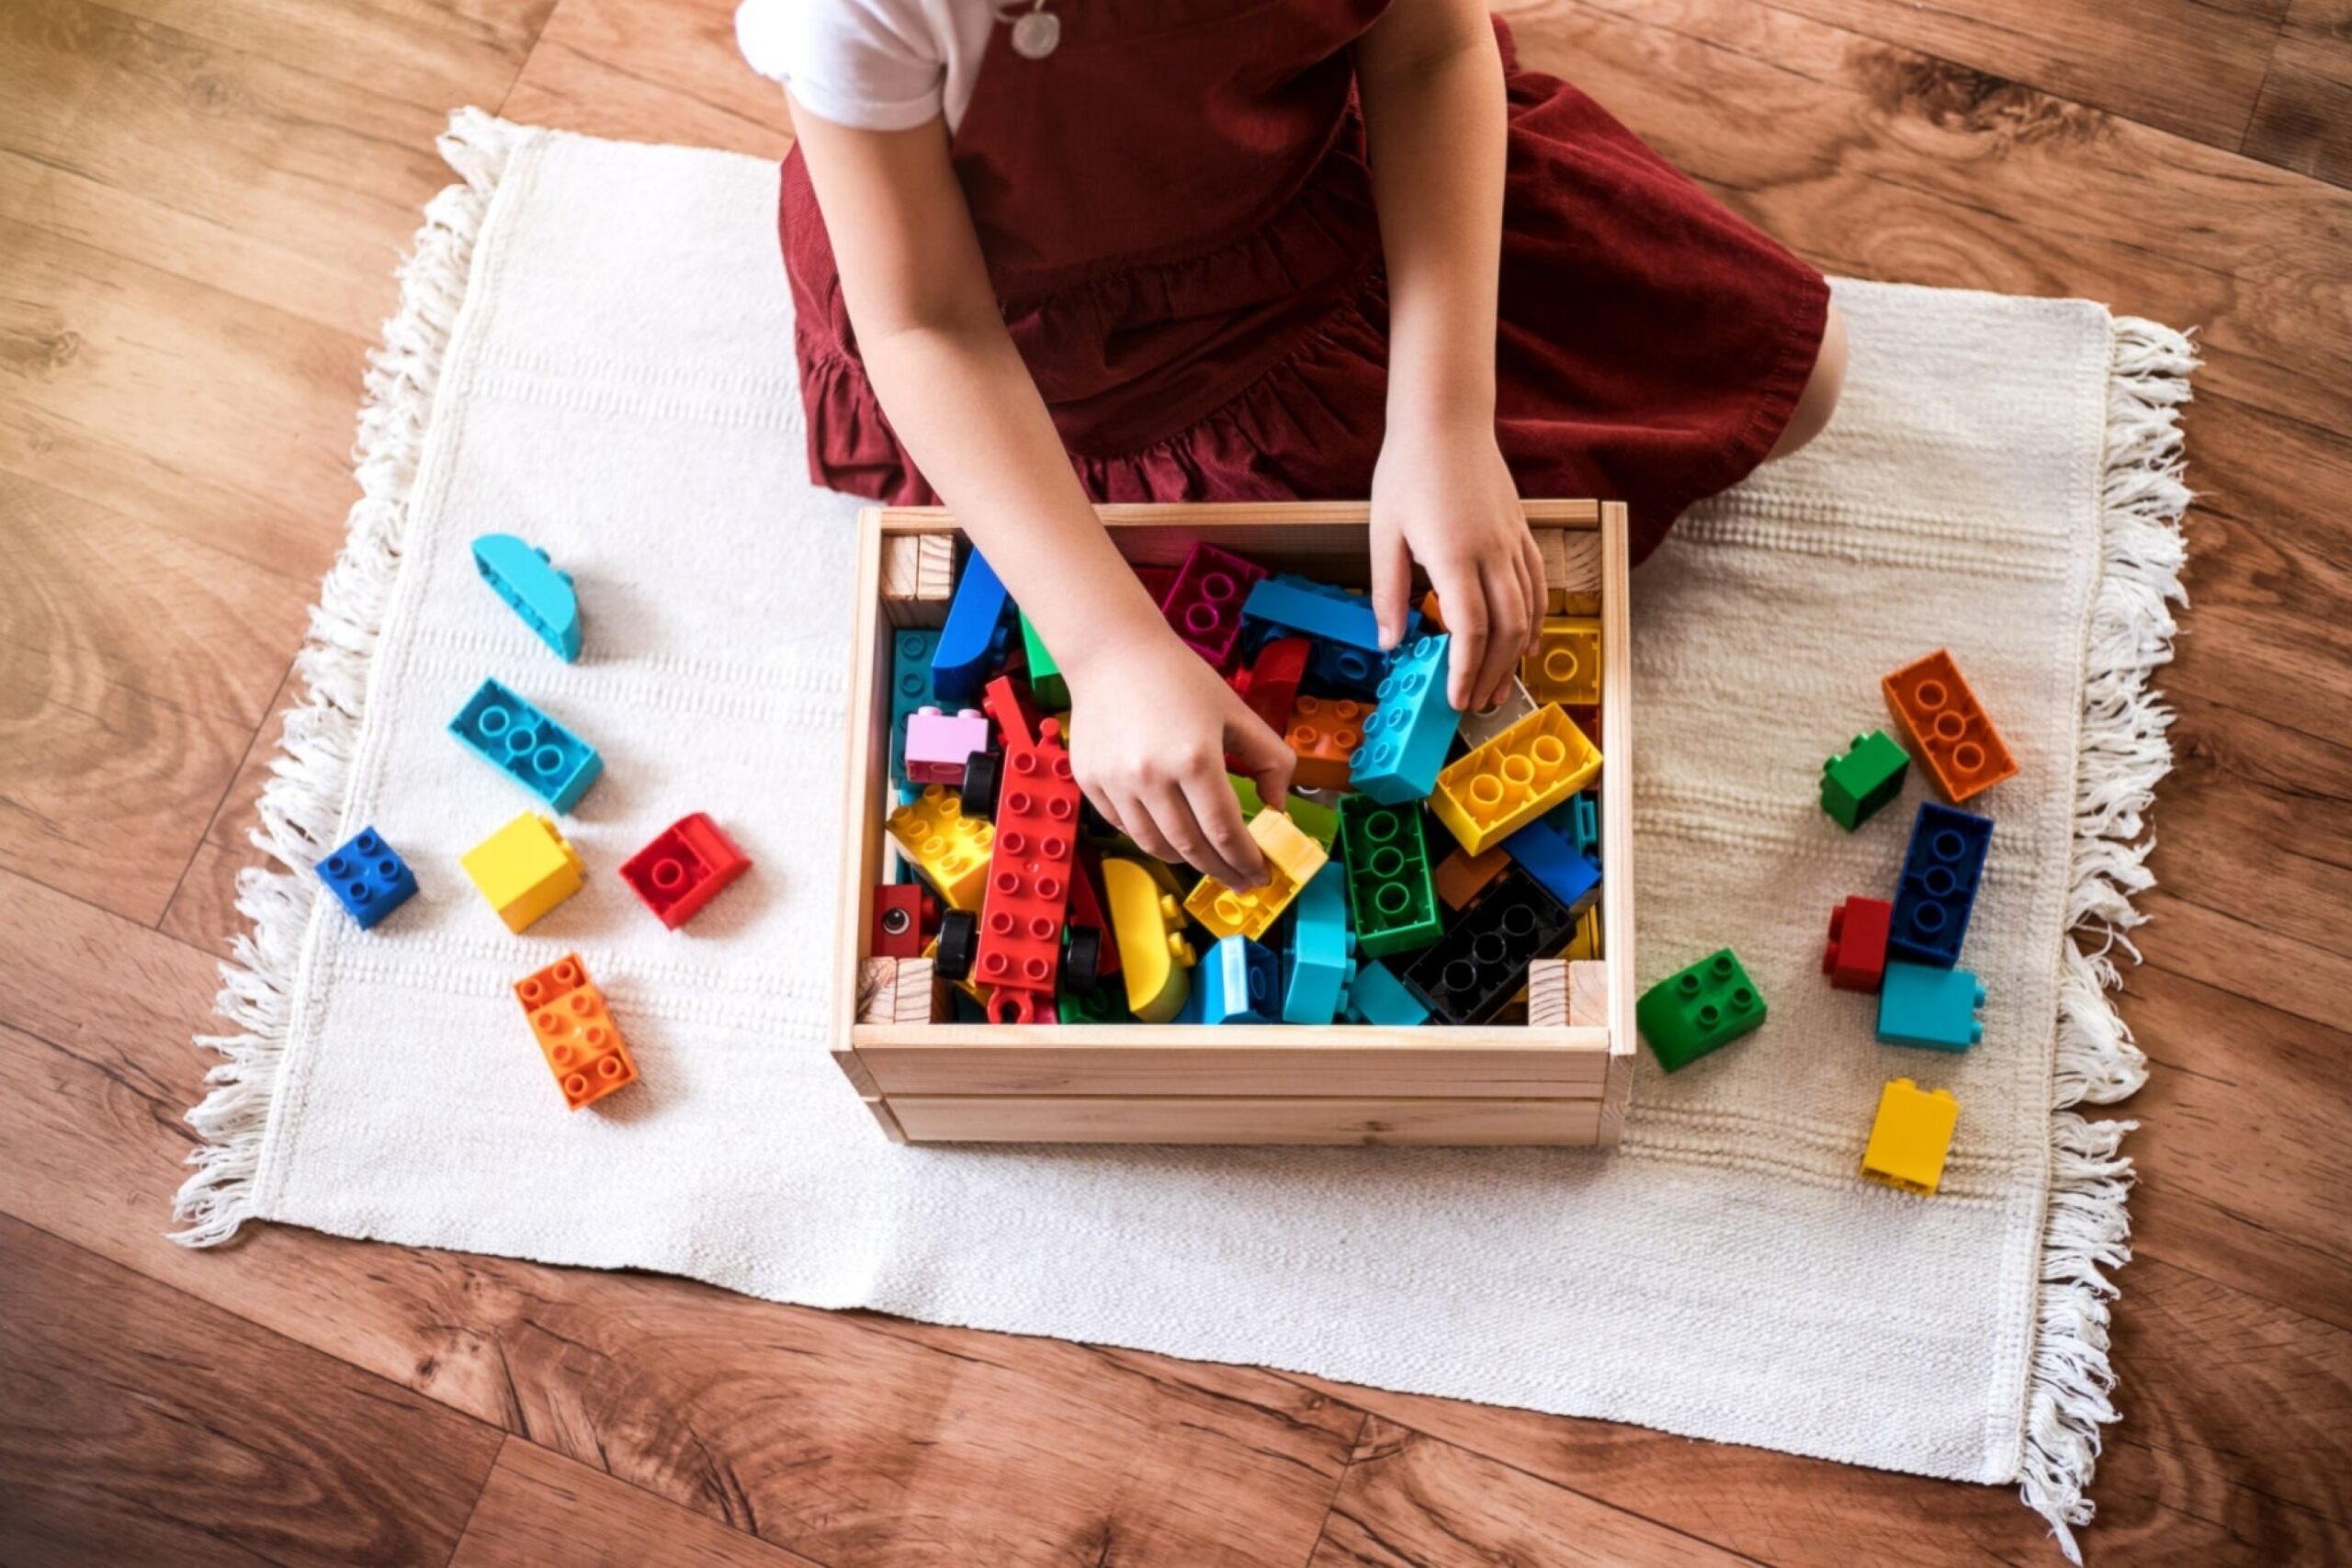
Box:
[1062,635,1297,891]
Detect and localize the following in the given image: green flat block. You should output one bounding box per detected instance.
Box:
[1225,773,1339,852]
[1820,729,1910,830]
[1636,948,1767,1071]
[1019,611,1069,712]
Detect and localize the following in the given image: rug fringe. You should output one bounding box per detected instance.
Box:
[2020,314,2196,1558]
[172,109,528,1247]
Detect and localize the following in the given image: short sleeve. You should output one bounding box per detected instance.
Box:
[736,0,947,131]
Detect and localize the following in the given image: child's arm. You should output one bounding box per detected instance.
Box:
[1356,0,1544,712]
[790,107,1290,888]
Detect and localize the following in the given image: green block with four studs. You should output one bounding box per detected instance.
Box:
[1635,948,1768,1072]
[1820,729,1911,830]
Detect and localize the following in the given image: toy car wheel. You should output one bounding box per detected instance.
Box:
[934,908,978,981]
[962,748,1003,818]
[1062,926,1102,996]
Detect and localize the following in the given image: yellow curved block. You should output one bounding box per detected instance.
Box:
[1103,856,1196,1023]
[1430,704,1601,856]
[888,785,992,911]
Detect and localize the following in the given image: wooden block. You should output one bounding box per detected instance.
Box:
[1535,527,1600,614]
[886,1094,1605,1145]
[856,956,942,1025]
[1527,958,1569,1028]
[1567,961,1608,1026]
[879,534,955,628]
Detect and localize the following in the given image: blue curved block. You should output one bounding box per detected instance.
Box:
[1350,634,1461,804]
[471,534,582,662]
[448,677,603,812]
[315,826,417,930]
[932,547,1012,705]
[1890,802,1993,967]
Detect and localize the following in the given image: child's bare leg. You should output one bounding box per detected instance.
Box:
[1769,301,1848,459]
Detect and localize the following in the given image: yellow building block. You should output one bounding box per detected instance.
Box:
[887,784,993,911]
[1861,1078,1960,1195]
[1523,616,1601,705]
[1102,856,1197,1022]
[1430,704,1602,856]
[1184,810,1329,942]
[461,812,585,933]
[1560,904,1603,962]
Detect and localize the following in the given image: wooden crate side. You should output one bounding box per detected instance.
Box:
[855,1039,1611,1099]
[832,509,895,1109]
[888,1094,1604,1145]
[1596,502,1638,1148]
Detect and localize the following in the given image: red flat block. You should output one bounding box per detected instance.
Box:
[871,883,937,958]
[1823,895,1894,992]
[620,812,752,929]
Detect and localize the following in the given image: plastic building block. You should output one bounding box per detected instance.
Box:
[1635,948,1767,1072]
[460,812,585,933]
[1059,982,1133,1024]
[1568,791,1600,864]
[871,883,937,958]
[1860,1078,1959,1195]
[1133,562,1178,603]
[1883,649,2017,805]
[1823,895,1894,992]
[1306,639,1387,699]
[1419,588,1447,631]
[513,953,638,1111]
[888,629,941,790]
[1065,846,1120,978]
[1280,862,1353,1024]
[619,813,751,930]
[1016,610,1069,710]
[1345,958,1430,1027]
[1820,729,1911,830]
[1231,635,1308,738]
[1430,703,1602,856]
[1456,674,1538,750]
[1102,855,1197,1021]
[1499,816,1601,915]
[1195,934,1280,1024]
[1522,616,1600,705]
[1433,843,1509,910]
[1159,542,1267,668]
[472,534,582,661]
[1225,773,1339,852]
[1350,634,1463,804]
[887,785,994,911]
[1283,695,1368,790]
[315,826,417,930]
[1241,572,1385,651]
[962,677,1082,1023]
[1402,867,1574,1026]
[447,678,604,813]
[933,547,1012,704]
[1338,794,1443,958]
[1890,802,1993,967]
[1561,905,1602,963]
[1877,962,1986,1050]
[1184,808,1328,942]
[904,705,992,786]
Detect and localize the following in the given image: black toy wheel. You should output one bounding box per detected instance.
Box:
[934,908,978,981]
[1062,926,1102,996]
[961,747,1003,818]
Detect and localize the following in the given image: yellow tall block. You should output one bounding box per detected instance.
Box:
[1860,1078,1960,1196]
[461,812,584,932]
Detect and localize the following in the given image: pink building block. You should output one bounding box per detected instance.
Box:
[905,705,991,785]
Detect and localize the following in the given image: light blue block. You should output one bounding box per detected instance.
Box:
[472,535,582,661]
[1877,961,1986,1051]
[1198,934,1279,1024]
[887,628,941,789]
[1572,792,1600,864]
[1242,573,1385,649]
[1350,634,1463,805]
[447,678,603,813]
[1281,863,1353,1024]
[932,547,1011,705]
[1500,817,1600,914]
[1344,958,1429,1027]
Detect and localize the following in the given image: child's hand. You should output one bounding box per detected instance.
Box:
[1368,422,1544,713]
[1062,636,1297,890]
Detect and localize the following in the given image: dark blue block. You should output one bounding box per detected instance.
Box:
[316,826,417,930]
[932,547,1012,705]
[1499,817,1600,915]
[1889,801,1993,967]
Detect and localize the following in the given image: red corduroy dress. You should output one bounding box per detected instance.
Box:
[777,1,1830,564]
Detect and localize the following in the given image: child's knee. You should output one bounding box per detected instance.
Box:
[1770,301,1847,459]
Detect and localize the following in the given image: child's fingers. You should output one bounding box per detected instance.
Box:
[1437,570,1488,711]
[1227,707,1295,813]
[1114,787,1187,869]
[1473,558,1530,710]
[1519,531,1547,657]
[1370,526,1414,650]
[1181,768,1268,888]
[1145,780,1253,890]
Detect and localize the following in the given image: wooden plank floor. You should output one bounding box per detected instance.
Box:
[3,0,2347,1560]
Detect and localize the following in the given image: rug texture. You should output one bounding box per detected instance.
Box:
[178,111,2192,1556]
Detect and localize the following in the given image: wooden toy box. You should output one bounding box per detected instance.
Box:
[832,502,1635,1146]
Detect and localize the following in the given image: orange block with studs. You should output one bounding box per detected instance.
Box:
[1883,649,2016,804]
[1433,844,1510,910]
[1284,695,1367,790]
[513,953,638,1111]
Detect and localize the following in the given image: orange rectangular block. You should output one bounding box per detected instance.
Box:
[513,953,639,1111]
[1283,694,1367,790]
[1883,649,2016,804]
[1434,844,1509,910]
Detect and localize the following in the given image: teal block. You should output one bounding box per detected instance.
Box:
[471,534,582,661]
[1635,948,1766,1071]
[1344,959,1429,1027]
[1350,634,1462,804]
[1876,961,1985,1050]
[1281,863,1353,1024]
[888,629,941,789]
[1821,729,1910,830]
[448,678,603,813]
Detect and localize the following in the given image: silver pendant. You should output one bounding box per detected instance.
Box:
[1011,8,1060,59]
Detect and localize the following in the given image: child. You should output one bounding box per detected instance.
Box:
[741,0,1845,890]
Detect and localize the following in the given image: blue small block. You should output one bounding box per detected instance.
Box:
[447,677,604,812]
[888,628,941,788]
[1890,802,1993,967]
[1198,934,1280,1024]
[1877,962,1986,1050]
[316,826,417,930]
[1345,958,1430,1027]
[1281,863,1354,1024]
[933,547,1012,705]
[1500,817,1601,914]
[1350,634,1463,804]
[471,534,582,661]
[1243,573,1385,650]
[1571,792,1600,865]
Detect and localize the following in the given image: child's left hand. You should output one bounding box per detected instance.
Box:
[1368,419,1544,713]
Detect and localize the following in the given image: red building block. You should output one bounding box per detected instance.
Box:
[513,953,638,1110]
[1230,635,1310,738]
[1883,649,2017,805]
[871,883,937,958]
[1067,845,1121,978]
[966,676,1082,1023]
[1823,895,1894,992]
[1158,541,1267,669]
[619,813,752,930]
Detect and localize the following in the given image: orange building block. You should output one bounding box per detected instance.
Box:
[1284,695,1367,790]
[1433,843,1510,910]
[1883,649,2016,804]
[513,953,638,1111]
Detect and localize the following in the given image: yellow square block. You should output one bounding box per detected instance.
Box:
[1860,1078,1960,1195]
[461,812,584,933]
[1430,704,1602,856]
[1184,809,1329,942]
[888,785,993,911]
[1523,616,1601,705]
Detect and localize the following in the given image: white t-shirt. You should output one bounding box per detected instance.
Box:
[737,0,999,134]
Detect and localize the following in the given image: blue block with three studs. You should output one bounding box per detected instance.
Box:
[1877,961,1986,1050]
[1349,634,1462,804]
[448,677,603,812]
[1889,801,1993,967]
[316,826,417,930]
[1242,575,1419,697]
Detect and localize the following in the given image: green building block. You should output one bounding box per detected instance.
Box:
[1635,948,1767,1071]
[1019,611,1069,711]
[1338,795,1443,959]
[1820,729,1910,830]
[1059,982,1133,1025]
[1226,773,1339,852]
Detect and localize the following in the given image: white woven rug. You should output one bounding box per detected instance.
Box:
[179,112,2191,1557]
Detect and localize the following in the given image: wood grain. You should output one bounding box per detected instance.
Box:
[2245,0,2352,187]
[449,1439,824,1568]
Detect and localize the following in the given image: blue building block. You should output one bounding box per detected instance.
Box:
[1281,863,1354,1024]
[1196,934,1279,1024]
[1243,573,1385,649]
[887,627,941,790]
[1877,961,1986,1050]
[1344,958,1430,1027]
[1306,639,1386,698]
[315,826,417,930]
[1350,634,1463,804]
[1499,816,1601,914]
[1890,802,1993,967]
[1570,792,1600,865]
[471,534,582,661]
[932,547,1012,705]
[447,678,603,812]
